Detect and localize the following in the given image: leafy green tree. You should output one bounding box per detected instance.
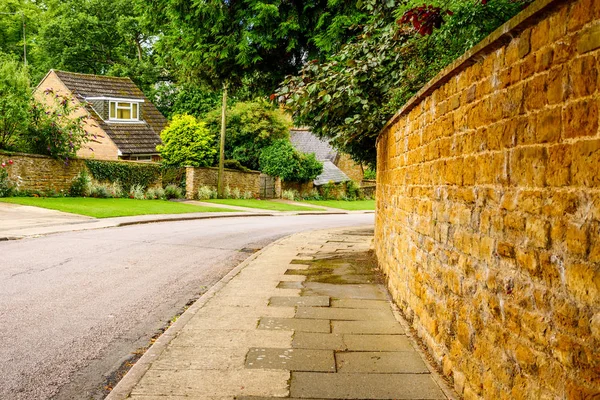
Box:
[0,57,30,150]
[157,114,217,167]
[0,0,46,78]
[152,0,368,95]
[203,101,291,171]
[259,139,323,182]
[277,0,526,166]
[38,0,159,91]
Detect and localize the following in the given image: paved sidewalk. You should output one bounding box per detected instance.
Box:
[108,227,454,400]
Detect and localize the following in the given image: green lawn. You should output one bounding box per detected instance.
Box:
[0,197,234,218]
[203,199,324,212]
[300,200,376,211]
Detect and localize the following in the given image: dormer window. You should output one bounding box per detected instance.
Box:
[85,96,144,122]
[109,101,140,121]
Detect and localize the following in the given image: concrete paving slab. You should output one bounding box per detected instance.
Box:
[276,281,304,289]
[331,299,392,310]
[183,316,260,330]
[302,282,388,300]
[295,307,395,321]
[245,348,335,372]
[152,346,247,370]
[290,372,446,399]
[258,318,330,333]
[269,296,330,307]
[170,329,292,349]
[343,334,413,352]
[336,352,429,373]
[332,320,405,334]
[292,332,346,351]
[131,369,289,397]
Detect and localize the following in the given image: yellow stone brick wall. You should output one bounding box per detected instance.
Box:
[185,166,261,199]
[375,0,600,398]
[36,71,120,161]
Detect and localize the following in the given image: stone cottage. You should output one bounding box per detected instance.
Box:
[36,70,166,161]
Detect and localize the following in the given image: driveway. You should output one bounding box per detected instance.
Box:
[0,214,374,400]
[0,202,92,233]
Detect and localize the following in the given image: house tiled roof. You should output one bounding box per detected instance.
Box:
[314,161,351,186]
[290,128,338,163]
[289,128,349,185]
[52,70,165,155]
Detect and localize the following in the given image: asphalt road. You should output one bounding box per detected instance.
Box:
[0,214,373,400]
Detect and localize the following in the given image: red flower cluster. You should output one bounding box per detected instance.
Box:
[398,5,453,36]
[1,160,13,168]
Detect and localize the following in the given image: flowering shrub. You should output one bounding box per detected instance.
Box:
[0,159,15,197]
[22,89,91,162]
[197,185,217,200]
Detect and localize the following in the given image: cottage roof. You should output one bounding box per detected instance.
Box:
[289,128,350,185]
[51,70,165,155]
[289,128,338,163]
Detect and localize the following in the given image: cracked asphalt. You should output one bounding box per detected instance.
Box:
[0,214,373,400]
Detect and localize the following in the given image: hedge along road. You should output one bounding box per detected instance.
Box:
[0,214,373,400]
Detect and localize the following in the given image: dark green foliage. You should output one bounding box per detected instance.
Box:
[38,0,160,92]
[151,0,368,95]
[363,168,376,180]
[85,159,161,190]
[203,101,290,171]
[160,165,186,190]
[155,84,222,119]
[345,180,361,200]
[0,58,30,150]
[259,140,323,182]
[69,170,92,197]
[223,159,251,173]
[164,184,183,199]
[277,0,527,166]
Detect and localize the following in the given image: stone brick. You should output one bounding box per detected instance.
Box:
[525,217,550,248]
[570,139,600,187]
[509,147,547,187]
[562,99,599,139]
[546,144,572,186]
[568,54,598,99]
[497,242,516,258]
[577,24,600,54]
[535,107,562,144]
[565,263,599,304]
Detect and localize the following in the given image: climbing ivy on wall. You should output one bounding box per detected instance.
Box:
[84,160,161,190]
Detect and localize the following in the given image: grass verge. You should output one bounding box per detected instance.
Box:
[0,197,235,218]
[203,199,324,212]
[300,200,376,211]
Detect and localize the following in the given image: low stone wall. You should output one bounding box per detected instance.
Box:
[0,151,163,193]
[1,152,87,193]
[185,166,261,199]
[375,0,599,398]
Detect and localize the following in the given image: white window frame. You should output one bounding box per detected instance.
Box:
[109,100,140,122]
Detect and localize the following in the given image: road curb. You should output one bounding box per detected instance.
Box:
[0,210,377,241]
[104,232,294,400]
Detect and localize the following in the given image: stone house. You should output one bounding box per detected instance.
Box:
[36,70,166,161]
[289,128,364,186]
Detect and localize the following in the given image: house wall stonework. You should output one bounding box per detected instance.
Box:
[185,167,261,199]
[335,153,364,183]
[36,71,120,161]
[375,0,600,398]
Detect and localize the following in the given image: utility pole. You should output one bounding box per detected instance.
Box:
[217,82,228,198]
[0,11,26,67]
